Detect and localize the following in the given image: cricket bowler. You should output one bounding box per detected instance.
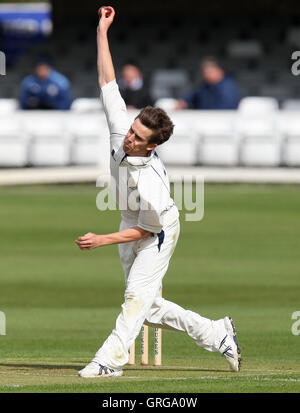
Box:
[76,6,241,378]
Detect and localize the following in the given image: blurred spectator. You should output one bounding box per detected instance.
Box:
[19,58,72,110]
[176,57,239,110]
[119,63,153,109]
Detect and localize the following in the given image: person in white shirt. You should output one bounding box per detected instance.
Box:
[76,6,241,378]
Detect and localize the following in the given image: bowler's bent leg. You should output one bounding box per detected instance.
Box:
[144,295,225,352]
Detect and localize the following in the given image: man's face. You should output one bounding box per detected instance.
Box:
[35,64,51,80]
[122,65,142,86]
[201,65,224,84]
[123,118,157,156]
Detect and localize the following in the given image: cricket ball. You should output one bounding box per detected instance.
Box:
[98,6,112,18]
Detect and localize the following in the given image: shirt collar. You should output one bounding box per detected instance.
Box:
[121,150,156,167]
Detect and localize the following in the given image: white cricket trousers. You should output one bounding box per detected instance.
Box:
[93,218,225,369]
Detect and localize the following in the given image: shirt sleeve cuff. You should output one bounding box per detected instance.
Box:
[137,223,162,234]
[100,79,117,93]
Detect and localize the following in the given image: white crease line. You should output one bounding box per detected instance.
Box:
[2,363,300,375]
[1,370,300,383]
[125,367,300,374]
[243,368,300,374]
[2,376,299,384]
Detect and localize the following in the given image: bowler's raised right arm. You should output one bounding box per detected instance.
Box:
[97,6,129,143]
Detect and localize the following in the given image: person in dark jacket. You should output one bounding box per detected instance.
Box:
[176,57,239,110]
[119,63,153,109]
[19,59,72,110]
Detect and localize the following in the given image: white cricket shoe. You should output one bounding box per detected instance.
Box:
[78,361,123,378]
[219,316,241,372]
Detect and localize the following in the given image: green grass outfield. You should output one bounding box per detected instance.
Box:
[0,183,300,393]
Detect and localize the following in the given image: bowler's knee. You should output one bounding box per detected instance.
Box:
[152,296,164,309]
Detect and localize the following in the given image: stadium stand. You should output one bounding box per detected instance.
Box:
[1,4,300,170]
[157,116,198,165]
[71,98,103,112]
[226,40,264,59]
[154,98,178,111]
[0,136,29,167]
[0,108,299,168]
[24,115,71,166]
[150,69,191,101]
[68,114,110,167]
[282,99,300,111]
[283,137,300,166]
[0,115,28,166]
[0,98,18,114]
[237,97,279,114]
[236,100,281,166]
[0,12,297,103]
[195,115,238,166]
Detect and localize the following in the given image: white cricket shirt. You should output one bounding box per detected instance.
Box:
[101,79,179,234]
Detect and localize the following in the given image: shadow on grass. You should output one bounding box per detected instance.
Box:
[0,363,80,370]
[125,366,229,373]
[0,363,229,373]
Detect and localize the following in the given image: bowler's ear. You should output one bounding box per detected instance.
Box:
[146,143,158,151]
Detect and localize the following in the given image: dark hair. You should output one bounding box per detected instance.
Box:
[35,54,52,67]
[200,56,222,70]
[136,106,174,146]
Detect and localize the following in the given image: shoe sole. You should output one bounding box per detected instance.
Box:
[224,316,242,372]
[78,370,123,378]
